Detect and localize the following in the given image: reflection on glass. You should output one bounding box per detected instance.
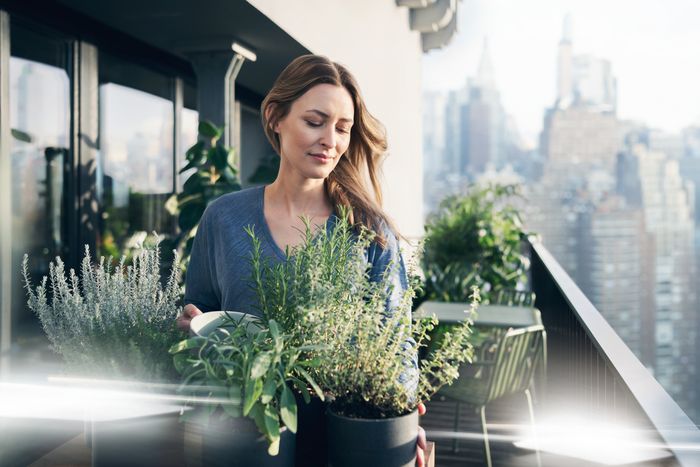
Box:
[9,55,70,361]
[179,107,199,190]
[98,83,174,258]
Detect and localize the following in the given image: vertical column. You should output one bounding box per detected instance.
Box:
[68,41,98,264]
[187,51,234,136]
[0,10,11,377]
[172,77,183,192]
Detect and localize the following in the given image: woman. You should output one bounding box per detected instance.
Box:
[176,54,427,466]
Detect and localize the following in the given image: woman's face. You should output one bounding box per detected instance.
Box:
[273,83,354,180]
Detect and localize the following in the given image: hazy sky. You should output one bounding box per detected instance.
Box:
[422,0,700,147]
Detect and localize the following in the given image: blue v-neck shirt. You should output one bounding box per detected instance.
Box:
[184,185,408,318]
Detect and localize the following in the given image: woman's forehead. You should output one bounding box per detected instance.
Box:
[293,84,354,120]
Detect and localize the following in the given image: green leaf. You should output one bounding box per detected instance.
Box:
[222,402,242,418]
[11,128,32,143]
[248,402,266,434]
[169,337,206,354]
[250,352,272,379]
[269,320,280,339]
[289,377,311,404]
[243,377,263,416]
[172,353,188,373]
[178,202,206,232]
[267,436,280,456]
[211,145,229,171]
[264,404,281,449]
[228,383,242,405]
[198,120,222,139]
[185,141,205,162]
[279,385,297,433]
[261,377,277,404]
[297,368,324,400]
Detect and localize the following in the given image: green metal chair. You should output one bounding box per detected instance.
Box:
[492,289,536,307]
[439,324,546,467]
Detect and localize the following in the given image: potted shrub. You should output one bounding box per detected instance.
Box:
[419,183,531,305]
[248,211,478,467]
[169,314,323,467]
[22,234,186,466]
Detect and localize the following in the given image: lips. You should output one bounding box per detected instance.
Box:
[309,153,333,162]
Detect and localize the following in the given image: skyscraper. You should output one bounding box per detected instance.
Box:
[617,145,698,419]
[460,39,506,175]
[578,195,655,366]
[556,15,617,112]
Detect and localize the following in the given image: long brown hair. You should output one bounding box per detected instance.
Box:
[261,54,400,248]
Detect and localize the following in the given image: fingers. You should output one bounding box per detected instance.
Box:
[184,304,203,318]
[418,402,427,416]
[417,425,427,450]
[416,445,425,467]
[177,304,203,331]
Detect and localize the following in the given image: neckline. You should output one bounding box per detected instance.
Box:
[258,185,337,260]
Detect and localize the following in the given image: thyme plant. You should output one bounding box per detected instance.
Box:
[248,211,478,418]
[22,234,182,382]
[169,317,323,455]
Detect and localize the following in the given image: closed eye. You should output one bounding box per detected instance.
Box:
[305,120,322,128]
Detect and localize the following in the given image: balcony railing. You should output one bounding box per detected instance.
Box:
[529,238,700,466]
[422,238,700,466]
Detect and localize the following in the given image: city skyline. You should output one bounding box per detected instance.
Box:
[422,0,700,148]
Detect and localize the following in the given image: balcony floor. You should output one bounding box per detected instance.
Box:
[423,396,678,467]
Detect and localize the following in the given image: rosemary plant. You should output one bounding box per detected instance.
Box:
[169,317,323,455]
[22,234,182,382]
[248,211,478,418]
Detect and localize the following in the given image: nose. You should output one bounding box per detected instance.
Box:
[319,125,337,149]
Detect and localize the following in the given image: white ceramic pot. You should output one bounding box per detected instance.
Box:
[189,311,263,338]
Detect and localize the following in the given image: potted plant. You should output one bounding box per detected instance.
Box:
[22,233,186,466]
[169,314,323,467]
[164,120,241,275]
[248,211,478,467]
[419,183,531,306]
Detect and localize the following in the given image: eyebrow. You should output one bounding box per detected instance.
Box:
[305,109,353,124]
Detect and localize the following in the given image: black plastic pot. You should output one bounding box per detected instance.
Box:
[294,394,327,467]
[327,408,418,467]
[91,412,185,467]
[202,416,295,467]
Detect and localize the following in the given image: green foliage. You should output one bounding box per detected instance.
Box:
[248,152,280,185]
[169,316,323,456]
[249,210,478,418]
[22,234,183,382]
[165,120,241,272]
[421,184,531,304]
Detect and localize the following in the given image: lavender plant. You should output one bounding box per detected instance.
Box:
[22,234,182,382]
[248,211,478,418]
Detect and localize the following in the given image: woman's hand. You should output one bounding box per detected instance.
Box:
[177,304,203,332]
[417,402,427,467]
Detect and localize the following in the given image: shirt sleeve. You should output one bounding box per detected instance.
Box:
[367,229,419,401]
[184,209,221,312]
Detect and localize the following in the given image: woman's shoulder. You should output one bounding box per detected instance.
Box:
[201,185,265,230]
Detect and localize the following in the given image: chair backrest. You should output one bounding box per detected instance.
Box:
[493,289,536,307]
[439,324,546,407]
[484,324,545,403]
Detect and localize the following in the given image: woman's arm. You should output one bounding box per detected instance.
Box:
[183,210,221,312]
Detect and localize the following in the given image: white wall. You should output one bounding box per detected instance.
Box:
[246,0,424,241]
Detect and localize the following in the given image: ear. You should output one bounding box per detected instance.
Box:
[264,103,278,133]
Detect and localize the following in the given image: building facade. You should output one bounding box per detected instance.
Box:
[0,0,459,376]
